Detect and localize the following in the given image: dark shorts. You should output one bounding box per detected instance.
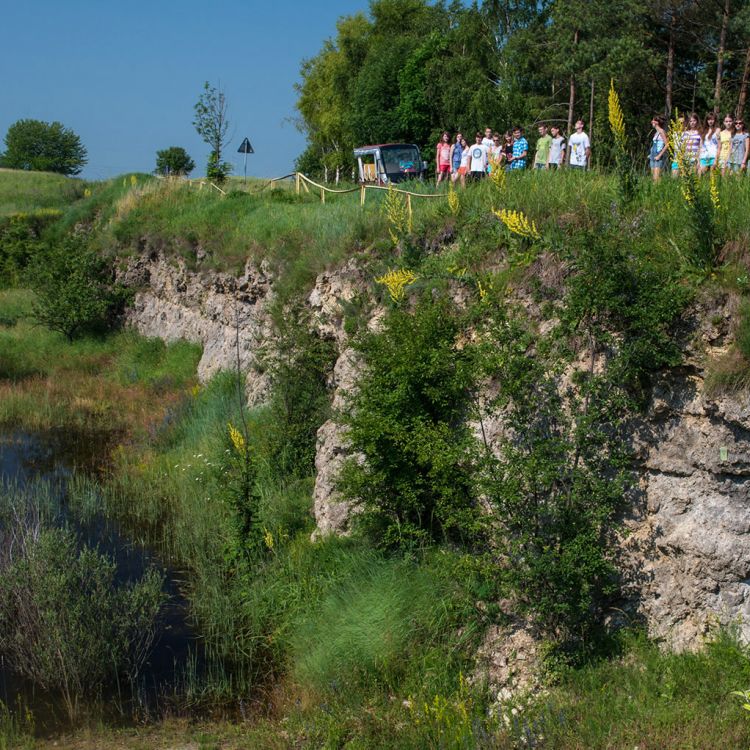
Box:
[469,171,485,181]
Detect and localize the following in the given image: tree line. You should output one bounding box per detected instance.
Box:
[295,0,750,177]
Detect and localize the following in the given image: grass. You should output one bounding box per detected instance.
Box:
[0,288,200,433]
[0,168,88,217]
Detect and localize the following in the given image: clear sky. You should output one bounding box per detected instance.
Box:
[1,1,369,180]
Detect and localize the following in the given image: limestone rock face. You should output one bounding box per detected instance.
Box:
[120,251,750,654]
[623,373,750,649]
[120,252,274,403]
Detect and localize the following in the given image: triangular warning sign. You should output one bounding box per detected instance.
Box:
[237,137,254,154]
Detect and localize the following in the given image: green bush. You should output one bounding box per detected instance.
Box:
[737,299,750,360]
[339,292,483,550]
[26,232,128,340]
[0,497,165,721]
[0,211,59,287]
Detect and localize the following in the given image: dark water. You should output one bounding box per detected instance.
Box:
[0,428,200,731]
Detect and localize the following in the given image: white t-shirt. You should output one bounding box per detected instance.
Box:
[548,136,565,165]
[460,146,471,169]
[701,128,719,160]
[568,131,590,166]
[469,143,489,172]
[482,136,494,150]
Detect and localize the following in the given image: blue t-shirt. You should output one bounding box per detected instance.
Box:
[452,142,463,169]
[511,137,528,169]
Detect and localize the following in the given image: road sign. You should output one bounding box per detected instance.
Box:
[237,137,254,182]
[237,138,254,154]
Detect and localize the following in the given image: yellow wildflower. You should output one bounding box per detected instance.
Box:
[608,79,626,147]
[228,422,246,456]
[488,158,506,191]
[447,184,460,215]
[130,174,138,188]
[83,188,92,198]
[382,184,412,245]
[375,268,418,303]
[494,208,541,240]
[263,528,274,550]
[710,168,720,210]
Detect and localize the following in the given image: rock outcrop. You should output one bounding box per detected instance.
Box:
[121,251,750,659]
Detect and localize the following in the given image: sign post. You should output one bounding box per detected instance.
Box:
[237,137,254,183]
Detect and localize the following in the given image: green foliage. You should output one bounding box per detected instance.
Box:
[0,212,53,287]
[340,292,483,550]
[26,232,127,341]
[290,555,469,694]
[263,302,336,480]
[0,487,165,721]
[155,145,195,176]
[193,82,231,183]
[736,299,750,360]
[2,119,87,176]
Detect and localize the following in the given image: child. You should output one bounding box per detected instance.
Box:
[450,132,463,184]
[469,132,488,181]
[649,115,668,181]
[719,114,734,175]
[699,111,720,174]
[684,113,703,170]
[534,123,552,169]
[509,126,528,170]
[567,119,591,169]
[501,131,514,170]
[729,119,748,174]
[548,125,566,168]
[435,131,451,186]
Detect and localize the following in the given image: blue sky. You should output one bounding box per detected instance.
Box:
[1,1,369,179]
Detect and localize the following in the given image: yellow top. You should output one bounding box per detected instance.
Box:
[719,129,732,162]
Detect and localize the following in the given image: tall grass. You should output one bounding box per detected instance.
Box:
[0,169,87,216]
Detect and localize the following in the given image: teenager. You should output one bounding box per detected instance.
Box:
[509,126,528,170]
[568,119,591,169]
[671,113,687,175]
[730,119,749,174]
[684,113,703,170]
[649,115,669,181]
[458,135,471,187]
[501,131,514,169]
[469,132,489,180]
[490,132,503,164]
[482,127,494,150]
[699,112,720,174]
[534,123,552,169]
[450,132,463,184]
[435,131,452,186]
[719,114,734,175]
[548,125,566,168]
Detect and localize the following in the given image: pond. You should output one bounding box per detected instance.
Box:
[0,427,200,732]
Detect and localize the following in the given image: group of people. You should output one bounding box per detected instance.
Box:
[651,111,749,181]
[435,111,750,186]
[435,120,591,186]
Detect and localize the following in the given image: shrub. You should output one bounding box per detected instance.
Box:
[155,146,195,177]
[339,292,483,550]
[26,232,128,340]
[0,500,165,721]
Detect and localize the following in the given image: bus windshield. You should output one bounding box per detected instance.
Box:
[381,146,420,174]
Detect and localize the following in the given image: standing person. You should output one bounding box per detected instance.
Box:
[509,126,528,170]
[450,132,463,184]
[458,135,471,187]
[649,115,669,181]
[567,119,591,170]
[670,113,687,175]
[684,113,703,170]
[534,123,552,169]
[435,131,452,186]
[469,132,489,181]
[718,114,734,175]
[699,112,720,174]
[548,125,566,168]
[501,131,514,169]
[490,132,503,164]
[729,119,748,174]
[482,127,494,150]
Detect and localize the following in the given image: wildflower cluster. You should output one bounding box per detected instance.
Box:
[382,184,412,246]
[607,79,626,149]
[228,422,246,456]
[375,268,418,302]
[447,184,460,215]
[494,208,541,240]
[488,158,506,192]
